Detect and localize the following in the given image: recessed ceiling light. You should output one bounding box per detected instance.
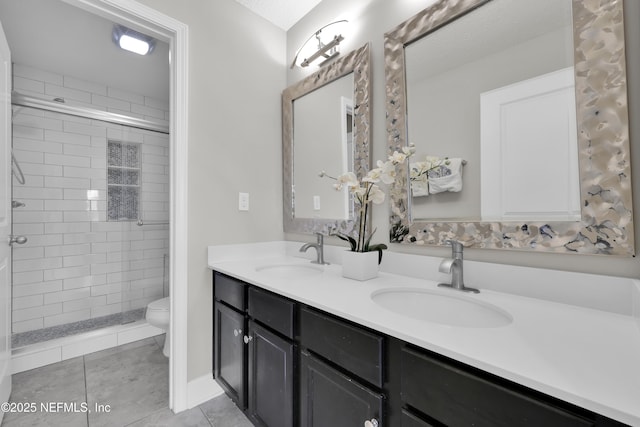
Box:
[113,24,155,55]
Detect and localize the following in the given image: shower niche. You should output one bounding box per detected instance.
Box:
[107,141,141,222]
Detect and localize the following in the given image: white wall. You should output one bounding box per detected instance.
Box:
[285,0,640,279]
[133,0,286,382]
[11,64,169,334]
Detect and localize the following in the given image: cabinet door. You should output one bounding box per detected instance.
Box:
[214,301,247,409]
[300,350,383,427]
[248,321,295,427]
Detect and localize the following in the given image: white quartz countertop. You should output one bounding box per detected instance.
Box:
[208,242,640,426]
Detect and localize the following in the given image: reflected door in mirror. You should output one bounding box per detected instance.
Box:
[293,74,354,220]
[404,0,575,222]
[480,67,580,222]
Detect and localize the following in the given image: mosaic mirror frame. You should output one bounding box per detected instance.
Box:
[283,42,372,235]
[384,0,634,256]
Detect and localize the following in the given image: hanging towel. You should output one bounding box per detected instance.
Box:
[428,158,464,194]
[410,161,430,197]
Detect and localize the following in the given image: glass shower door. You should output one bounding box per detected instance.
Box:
[10,105,169,347]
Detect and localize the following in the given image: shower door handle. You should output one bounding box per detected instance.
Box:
[8,235,28,246]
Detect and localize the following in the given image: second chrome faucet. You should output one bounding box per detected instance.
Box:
[438,240,479,293]
[299,232,329,265]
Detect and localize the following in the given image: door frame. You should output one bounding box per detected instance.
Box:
[0,18,13,425]
[60,0,190,412]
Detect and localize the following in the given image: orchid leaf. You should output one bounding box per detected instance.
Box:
[368,243,388,264]
[363,227,378,252]
[331,231,357,251]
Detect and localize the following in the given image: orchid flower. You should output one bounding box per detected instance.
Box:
[318,145,414,259]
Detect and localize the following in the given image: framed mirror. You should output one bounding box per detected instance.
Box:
[283,42,371,234]
[384,0,634,255]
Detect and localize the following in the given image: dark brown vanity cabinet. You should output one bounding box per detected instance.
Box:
[399,345,627,427]
[247,320,295,427]
[214,301,247,407]
[247,287,296,427]
[213,273,296,427]
[300,350,384,427]
[299,307,385,427]
[213,271,629,427]
[213,273,248,409]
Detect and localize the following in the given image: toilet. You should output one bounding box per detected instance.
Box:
[146,297,170,357]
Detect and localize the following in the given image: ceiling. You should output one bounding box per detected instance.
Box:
[0,0,319,104]
[233,0,322,30]
[0,0,171,102]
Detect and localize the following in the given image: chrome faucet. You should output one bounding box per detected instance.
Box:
[438,240,479,293]
[299,232,329,265]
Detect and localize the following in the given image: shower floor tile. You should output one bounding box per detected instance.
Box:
[3,336,252,426]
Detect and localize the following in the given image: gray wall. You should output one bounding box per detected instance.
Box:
[134,0,286,382]
[286,0,640,279]
[132,0,639,384]
[294,74,353,219]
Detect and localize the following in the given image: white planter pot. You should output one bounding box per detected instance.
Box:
[341,250,379,281]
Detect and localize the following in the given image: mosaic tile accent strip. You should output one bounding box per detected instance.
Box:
[12,308,145,348]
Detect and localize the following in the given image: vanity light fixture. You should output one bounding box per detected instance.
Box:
[112,24,156,55]
[290,20,348,69]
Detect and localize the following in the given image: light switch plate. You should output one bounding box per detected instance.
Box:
[313,195,321,211]
[239,192,249,211]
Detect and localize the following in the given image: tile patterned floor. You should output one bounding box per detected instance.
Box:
[1,336,253,427]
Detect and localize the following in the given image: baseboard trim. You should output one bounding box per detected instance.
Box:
[186,374,224,409]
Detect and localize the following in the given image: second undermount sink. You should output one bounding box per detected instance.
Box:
[371,287,512,328]
[255,263,324,278]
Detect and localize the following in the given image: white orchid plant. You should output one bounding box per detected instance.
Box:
[320,144,415,263]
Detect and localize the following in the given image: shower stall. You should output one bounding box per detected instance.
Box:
[9,65,170,349]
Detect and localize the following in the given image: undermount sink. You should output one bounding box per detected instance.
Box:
[371,288,512,328]
[255,263,324,278]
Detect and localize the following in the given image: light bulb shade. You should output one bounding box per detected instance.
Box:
[119,34,151,55]
[113,24,155,56]
[291,20,348,68]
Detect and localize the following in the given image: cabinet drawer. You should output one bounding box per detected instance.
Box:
[248,287,295,339]
[300,350,383,427]
[300,307,383,387]
[401,410,434,427]
[214,272,246,311]
[401,346,593,427]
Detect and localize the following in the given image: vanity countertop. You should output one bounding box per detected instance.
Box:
[208,241,640,426]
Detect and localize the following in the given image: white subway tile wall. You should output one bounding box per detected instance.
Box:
[11,64,170,334]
